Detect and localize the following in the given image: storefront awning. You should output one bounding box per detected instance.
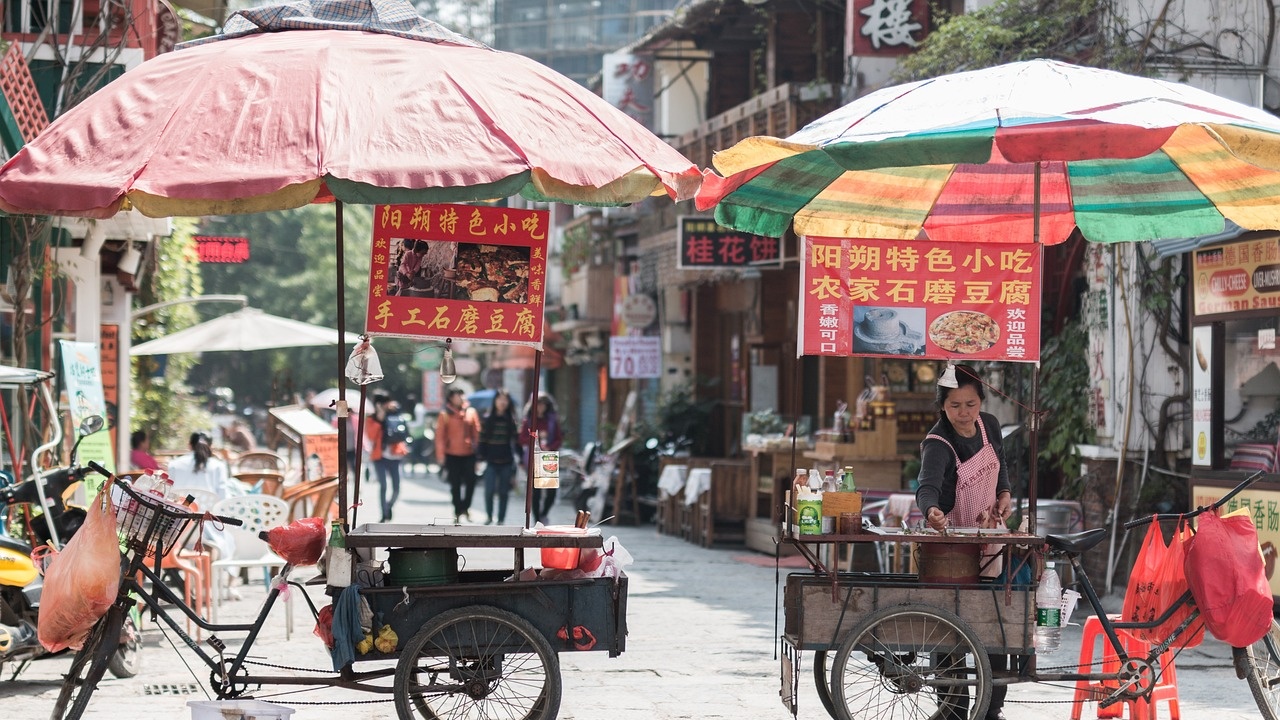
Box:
[1148,220,1247,258]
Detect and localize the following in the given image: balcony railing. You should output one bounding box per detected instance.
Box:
[673,82,840,171]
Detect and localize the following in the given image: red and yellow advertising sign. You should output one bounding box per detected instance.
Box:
[1192,235,1280,317]
[1192,484,1280,598]
[799,237,1041,362]
[365,204,550,348]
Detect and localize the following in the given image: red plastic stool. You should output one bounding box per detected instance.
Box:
[1070,615,1181,720]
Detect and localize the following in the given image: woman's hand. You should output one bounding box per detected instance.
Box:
[989,491,1012,528]
[926,507,947,531]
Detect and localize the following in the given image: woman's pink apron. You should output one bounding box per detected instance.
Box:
[924,417,1003,577]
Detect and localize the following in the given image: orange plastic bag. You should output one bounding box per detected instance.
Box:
[1120,519,1204,647]
[1185,509,1272,647]
[37,489,122,652]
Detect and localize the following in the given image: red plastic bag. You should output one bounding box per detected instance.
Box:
[266,517,327,565]
[1120,519,1204,647]
[1185,509,1272,647]
[314,604,335,649]
[38,489,122,652]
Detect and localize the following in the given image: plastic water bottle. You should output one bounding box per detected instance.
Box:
[1035,562,1063,652]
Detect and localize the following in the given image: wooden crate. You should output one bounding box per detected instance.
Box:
[783,573,1034,655]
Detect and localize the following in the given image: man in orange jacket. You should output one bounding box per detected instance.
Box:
[436,388,481,522]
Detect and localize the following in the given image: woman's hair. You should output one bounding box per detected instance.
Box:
[523,392,557,417]
[934,364,985,414]
[130,430,147,450]
[189,431,213,471]
[487,389,515,421]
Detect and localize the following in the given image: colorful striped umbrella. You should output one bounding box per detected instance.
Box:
[697,59,1280,244]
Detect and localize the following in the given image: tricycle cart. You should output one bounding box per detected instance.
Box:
[781,530,1041,720]
[346,524,627,720]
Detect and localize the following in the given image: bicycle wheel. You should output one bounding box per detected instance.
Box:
[1244,618,1280,720]
[393,605,561,720]
[107,609,143,679]
[830,604,991,720]
[813,651,838,719]
[51,604,125,720]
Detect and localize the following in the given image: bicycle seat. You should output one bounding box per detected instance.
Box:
[1044,527,1108,554]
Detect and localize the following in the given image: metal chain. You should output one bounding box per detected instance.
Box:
[239,656,340,675]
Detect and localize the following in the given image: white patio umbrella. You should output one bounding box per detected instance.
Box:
[131,307,360,356]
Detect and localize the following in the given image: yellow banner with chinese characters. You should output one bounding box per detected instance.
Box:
[1192,235,1280,317]
[365,204,550,348]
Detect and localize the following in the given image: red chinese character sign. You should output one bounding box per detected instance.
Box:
[798,237,1041,362]
[365,204,549,349]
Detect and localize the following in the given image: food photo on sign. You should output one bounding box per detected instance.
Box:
[365,203,549,347]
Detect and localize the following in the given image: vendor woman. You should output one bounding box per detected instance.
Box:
[916,363,1013,720]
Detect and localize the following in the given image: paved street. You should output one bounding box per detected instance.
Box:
[2,468,1266,719]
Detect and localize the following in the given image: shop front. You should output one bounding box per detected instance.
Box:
[1188,232,1280,597]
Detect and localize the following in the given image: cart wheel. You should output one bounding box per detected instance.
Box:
[830,604,991,720]
[393,605,561,720]
[1243,618,1280,720]
[813,651,839,719]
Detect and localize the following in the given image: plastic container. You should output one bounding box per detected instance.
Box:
[1035,562,1063,652]
[796,486,823,535]
[188,699,295,720]
[387,548,458,586]
[535,525,590,569]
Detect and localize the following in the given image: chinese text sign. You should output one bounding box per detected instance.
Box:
[678,217,782,268]
[798,237,1041,362]
[194,235,250,263]
[850,0,928,56]
[1192,236,1280,317]
[365,204,550,349]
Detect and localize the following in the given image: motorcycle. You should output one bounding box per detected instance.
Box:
[0,414,142,680]
[572,435,692,523]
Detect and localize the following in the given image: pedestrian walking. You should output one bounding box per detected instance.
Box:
[366,393,410,522]
[477,389,519,525]
[436,387,481,523]
[519,392,563,525]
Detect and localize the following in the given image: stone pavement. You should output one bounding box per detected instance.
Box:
[2,466,1266,719]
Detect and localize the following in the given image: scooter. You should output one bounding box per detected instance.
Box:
[0,415,142,680]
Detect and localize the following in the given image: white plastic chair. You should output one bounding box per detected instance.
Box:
[208,494,296,636]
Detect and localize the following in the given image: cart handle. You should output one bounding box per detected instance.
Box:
[1122,469,1265,530]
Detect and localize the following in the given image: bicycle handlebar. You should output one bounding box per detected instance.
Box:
[87,460,244,527]
[1122,469,1266,530]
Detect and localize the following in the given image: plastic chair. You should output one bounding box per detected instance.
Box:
[233,450,287,473]
[235,471,286,497]
[1071,614,1181,720]
[208,494,295,636]
[284,476,340,522]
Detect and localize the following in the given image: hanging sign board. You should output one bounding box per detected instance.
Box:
[677,216,783,268]
[609,336,661,379]
[798,237,1042,362]
[1192,235,1280,318]
[1191,324,1213,466]
[366,204,550,348]
[59,340,115,493]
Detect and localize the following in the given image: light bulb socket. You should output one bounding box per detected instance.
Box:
[117,244,142,275]
[439,346,457,384]
[80,225,107,259]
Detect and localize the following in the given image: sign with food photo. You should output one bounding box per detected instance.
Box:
[365,204,550,348]
[798,237,1042,362]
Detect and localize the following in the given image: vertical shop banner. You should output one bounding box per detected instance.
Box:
[58,341,115,483]
[366,204,550,348]
[798,237,1042,361]
[1191,325,1213,466]
[1192,235,1280,316]
[99,324,119,453]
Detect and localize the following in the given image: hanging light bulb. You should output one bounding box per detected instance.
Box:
[439,340,457,384]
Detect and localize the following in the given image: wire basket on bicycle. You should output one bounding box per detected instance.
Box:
[109,479,192,558]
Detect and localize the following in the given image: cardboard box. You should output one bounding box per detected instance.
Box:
[821,491,862,517]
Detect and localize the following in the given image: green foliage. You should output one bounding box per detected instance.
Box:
[1038,319,1095,496]
[131,218,211,450]
[895,0,1142,82]
[192,205,428,408]
[649,378,718,456]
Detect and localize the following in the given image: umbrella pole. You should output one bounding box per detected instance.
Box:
[524,350,543,529]
[352,384,368,528]
[336,200,349,529]
[1027,162,1042,535]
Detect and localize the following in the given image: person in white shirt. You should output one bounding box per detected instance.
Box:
[166,432,246,500]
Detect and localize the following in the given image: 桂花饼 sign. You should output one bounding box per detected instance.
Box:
[365,204,549,348]
[798,237,1042,362]
[678,217,782,269]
